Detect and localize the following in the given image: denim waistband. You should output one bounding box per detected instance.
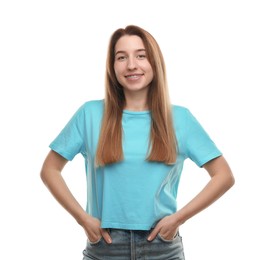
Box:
[83,228,185,260]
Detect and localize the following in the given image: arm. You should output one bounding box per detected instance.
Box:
[40,150,112,243]
[148,155,235,240]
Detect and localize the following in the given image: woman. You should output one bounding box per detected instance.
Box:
[40,25,235,260]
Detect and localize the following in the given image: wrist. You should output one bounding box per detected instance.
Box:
[75,211,90,226]
[174,210,188,226]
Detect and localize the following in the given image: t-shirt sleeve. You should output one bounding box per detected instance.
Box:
[183,109,222,167]
[49,104,86,161]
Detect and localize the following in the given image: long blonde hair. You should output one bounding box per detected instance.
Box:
[96,25,177,166]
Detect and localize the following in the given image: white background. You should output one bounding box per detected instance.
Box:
[1,0,273,259]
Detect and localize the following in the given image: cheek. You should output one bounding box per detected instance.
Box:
[145,63,153,75]
[113,68,119,80]
[147,66,154,81]
[114,64,123,78]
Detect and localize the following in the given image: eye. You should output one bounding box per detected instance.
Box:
[116,55,127,61]
[137,54,146,59]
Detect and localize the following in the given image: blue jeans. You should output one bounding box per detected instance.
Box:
[82,228,185,260]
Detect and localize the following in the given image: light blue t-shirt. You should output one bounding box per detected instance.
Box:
[49,99,222,230]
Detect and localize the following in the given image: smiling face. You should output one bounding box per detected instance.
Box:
[114,35,154,96]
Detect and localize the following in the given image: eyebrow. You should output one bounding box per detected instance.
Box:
[115,48,146,56]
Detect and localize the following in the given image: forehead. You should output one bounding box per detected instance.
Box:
[115,35,145,53]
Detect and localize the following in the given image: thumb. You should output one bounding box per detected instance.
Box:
[101,228,112,244]
[147,226,160,241]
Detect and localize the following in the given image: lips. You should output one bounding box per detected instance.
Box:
[125,74,144,81]
[125,74,143,78]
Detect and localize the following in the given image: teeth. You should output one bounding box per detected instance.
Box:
[127,75,139,78]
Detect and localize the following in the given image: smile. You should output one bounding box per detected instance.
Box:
[125,74,143,79]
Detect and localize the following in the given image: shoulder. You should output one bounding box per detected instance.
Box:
[82,99,104,110]
[70,99,104,120]
[171,104,198,129]
[171,104,191,118]
[77,99,104,115]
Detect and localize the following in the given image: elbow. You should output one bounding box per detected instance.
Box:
[230,174,235,188]
[225,171,235,191]
[40,168,48,185]
[40,165,52,186]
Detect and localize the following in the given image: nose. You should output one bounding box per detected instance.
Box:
[127,56,137,70]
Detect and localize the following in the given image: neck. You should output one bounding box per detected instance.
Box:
[123,90,149,111]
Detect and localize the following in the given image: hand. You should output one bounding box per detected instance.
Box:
[81,215,112,244]
[147,214,180,241]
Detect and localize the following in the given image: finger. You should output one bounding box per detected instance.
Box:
[101,229,112,244]
[85,230,100,243]
[147,227,160,241]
